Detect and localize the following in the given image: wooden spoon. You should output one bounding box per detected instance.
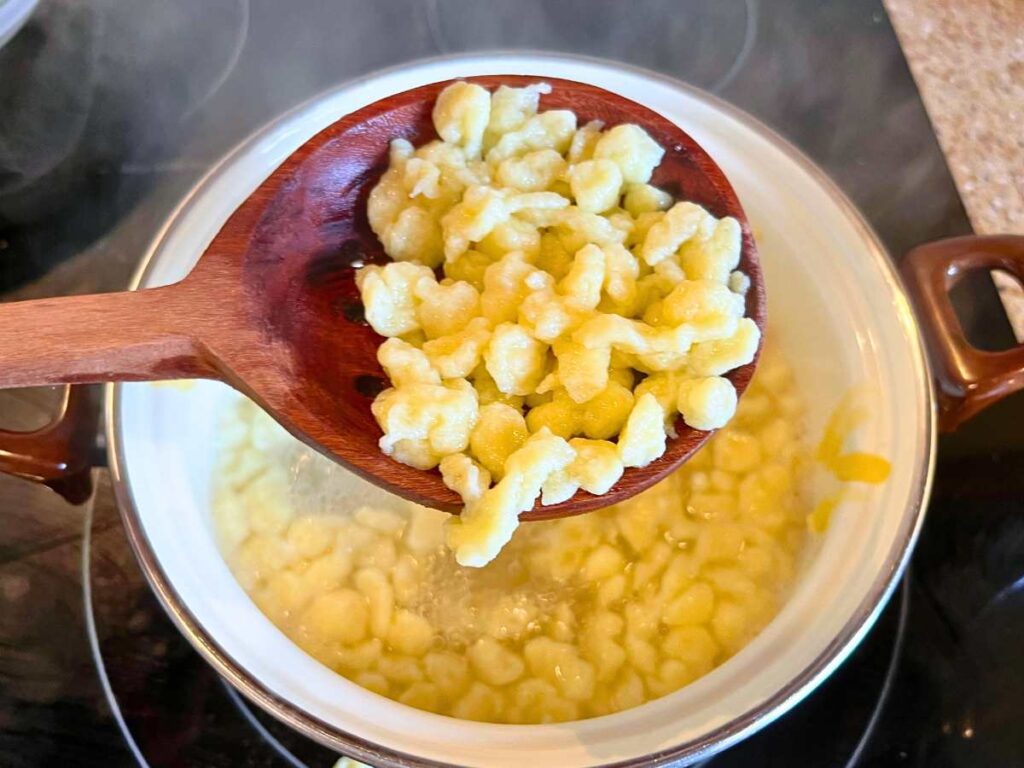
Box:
[0,75,765,520]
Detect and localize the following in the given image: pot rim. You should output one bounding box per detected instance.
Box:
[105,50,937,768]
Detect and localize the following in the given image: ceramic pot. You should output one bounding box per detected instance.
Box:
[2,53,1022,767]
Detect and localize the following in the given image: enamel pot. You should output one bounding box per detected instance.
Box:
[2,53,1022,768]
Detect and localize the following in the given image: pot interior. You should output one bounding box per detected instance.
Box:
[111,54,932,768]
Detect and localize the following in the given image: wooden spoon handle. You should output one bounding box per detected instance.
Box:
[0,283,218,388]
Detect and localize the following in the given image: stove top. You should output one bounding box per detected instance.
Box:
[2,1,1023,766]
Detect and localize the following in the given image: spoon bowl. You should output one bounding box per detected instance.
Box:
[0,75,764,518]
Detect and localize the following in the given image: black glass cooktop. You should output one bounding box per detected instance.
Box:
[2,1,1023,766]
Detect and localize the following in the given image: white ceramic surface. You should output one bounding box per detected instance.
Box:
[108,53,934,767]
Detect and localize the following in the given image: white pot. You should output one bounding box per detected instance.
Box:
[98,53,937,767]
[18,51,1024,766]
[7,51,1021,767]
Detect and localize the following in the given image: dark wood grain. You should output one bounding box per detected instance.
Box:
[0,75,765,518]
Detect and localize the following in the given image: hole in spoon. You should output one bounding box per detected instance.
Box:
[337,300,367,325]
[353,375,387,399]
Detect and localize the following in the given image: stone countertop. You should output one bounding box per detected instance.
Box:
[885,0,1024,338]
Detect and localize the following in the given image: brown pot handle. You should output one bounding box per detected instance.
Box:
[0,385,98,504]
[901,234,1024,431]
